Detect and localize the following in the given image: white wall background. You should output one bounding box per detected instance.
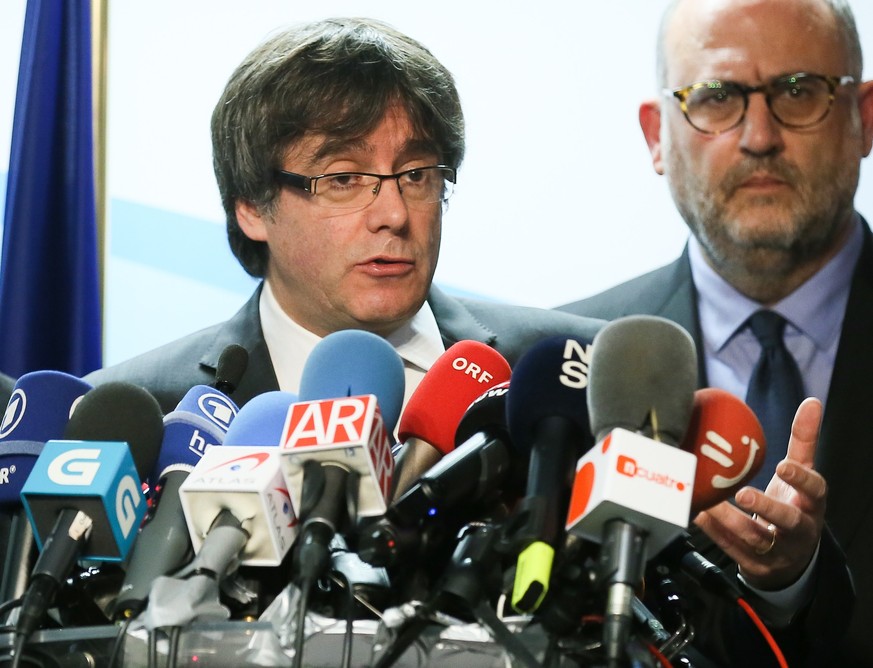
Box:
[2,1,873,365]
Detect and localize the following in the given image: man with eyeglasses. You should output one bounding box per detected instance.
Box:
[561,0,871,663]
[86,18,601,424]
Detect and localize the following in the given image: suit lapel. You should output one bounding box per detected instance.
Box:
[653,248,709,386]
[427,285,497,350]
[198,283,280,406]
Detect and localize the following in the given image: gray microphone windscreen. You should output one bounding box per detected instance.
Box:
[587,315,697,445]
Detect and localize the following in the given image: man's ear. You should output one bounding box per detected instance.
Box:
[857,80,873,157]
[639,99,665,175]
[235,199,269,241]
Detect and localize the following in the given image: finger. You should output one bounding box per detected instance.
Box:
[784,397,822,468]
[694,504,777,561]
[775,459,828,506]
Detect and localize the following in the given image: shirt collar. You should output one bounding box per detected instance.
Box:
[689,215,863,351]
[259,279,445,392]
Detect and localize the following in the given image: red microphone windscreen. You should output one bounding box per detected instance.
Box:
[398,341,511,455]
[682,387,766,514]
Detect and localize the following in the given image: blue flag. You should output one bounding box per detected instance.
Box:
[0,0,102,377]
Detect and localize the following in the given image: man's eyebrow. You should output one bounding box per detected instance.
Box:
[311,137,441,165]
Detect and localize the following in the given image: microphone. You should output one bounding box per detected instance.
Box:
[0,371,92,608]
[358,381,516,569]
[681,387,766,514]
[564,315,698,665]
[391,340,511,500]
[504,335,595,614]
[286,330,407,519]
[141,410,298,629]
[299,329,405,433]
[214,343,249,396]
[179,444,297,567]
[648,387,768,603]
[113,384,240,619]
[223,391,300,447]
[394,380,514,526]
[279,393,393,520]
[15,382,163,641]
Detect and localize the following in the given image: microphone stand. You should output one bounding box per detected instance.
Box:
[373,522,542,668]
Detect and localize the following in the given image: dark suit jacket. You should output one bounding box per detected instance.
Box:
[559,228,871,665]
[85,283,604,414]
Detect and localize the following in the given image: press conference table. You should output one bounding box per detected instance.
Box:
[0,615,557,667]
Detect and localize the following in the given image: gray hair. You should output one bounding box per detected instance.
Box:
[211,18,465,277]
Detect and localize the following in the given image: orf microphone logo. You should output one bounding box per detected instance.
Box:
[47,448,101,486]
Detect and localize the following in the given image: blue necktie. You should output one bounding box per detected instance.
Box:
[744,310,805,489]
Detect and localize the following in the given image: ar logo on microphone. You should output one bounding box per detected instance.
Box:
[197,393,238,431]
[699,430,761,489]
[116,474,142,538]
[0,389,26,439]
[47,448,102,486]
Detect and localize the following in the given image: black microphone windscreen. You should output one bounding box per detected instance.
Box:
[587,315,697,445]
[215,344,249,393]
[454,381,511,447]
[505,335,594,456]
[63,382,164,480]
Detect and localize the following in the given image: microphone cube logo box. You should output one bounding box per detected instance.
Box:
[278,394,394,517]
[179,446,297,566]
[20,440,146,561]
[565,428,697,555]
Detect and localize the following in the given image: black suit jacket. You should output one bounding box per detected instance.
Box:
[559,228,871,665]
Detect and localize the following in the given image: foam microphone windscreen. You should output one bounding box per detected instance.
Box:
[505,335,595,456]
[0,371,93,507]
[299,329,405,434]
[63,382,164,481]
[399,341,511,456]
[214,344,249,393]
[587,315,697,445]
[152,385,240,480]
[682,388,767,513]
[223,391,299,446]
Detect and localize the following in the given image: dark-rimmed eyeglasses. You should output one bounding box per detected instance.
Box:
[665,72,856,135]
[274,165,456,211]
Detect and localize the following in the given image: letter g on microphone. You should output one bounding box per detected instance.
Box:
[47,448,101,485]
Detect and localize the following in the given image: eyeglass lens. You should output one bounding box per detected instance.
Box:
[315,167,455,209]
[681,74,836,133]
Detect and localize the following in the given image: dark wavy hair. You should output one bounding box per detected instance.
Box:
[210,18,466,277]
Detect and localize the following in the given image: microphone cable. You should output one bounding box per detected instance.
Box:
[327,569,355,668]
[736,598,788,668]
[107,616,134,668]
[291,576,313,668]
[0,596,22,629]
[167,625,183,668]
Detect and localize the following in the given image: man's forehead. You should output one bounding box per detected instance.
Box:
[285,132,437,169]
[665,0,846,83]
